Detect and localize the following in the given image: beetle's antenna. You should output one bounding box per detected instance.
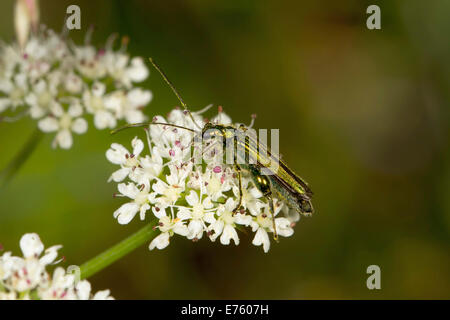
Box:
[111,122,196,135]
[149,58,202,130]
[149,58,187,108]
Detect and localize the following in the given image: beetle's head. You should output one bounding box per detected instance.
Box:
[202,123,225,141]
[298,198,314,215]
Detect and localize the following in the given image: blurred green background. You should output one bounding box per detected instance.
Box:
[1,0,449,299]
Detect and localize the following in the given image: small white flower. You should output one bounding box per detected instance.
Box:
[275,217,295,237]
[25,79,57,119]
[209,198,252,245]
[104,52,130,83]
[0,73,28,112]
[252,225,271,253]
[150,164,189,214]
[129,147,163,186]
[113,182,152,224]
[211,109,232,125]
[250,201,288,253]
[167,107,204,129]
[38,267,75,300]
[92,289,114,300]
[75,280,113,300]
[202,167,234,201]
[147,116,193,162]
[149,231,171,250]
[83,82,117,129]
[106,137,145,183]
[105,88,152,124]
[74,46,107,79]
[19,233,44,258]
[149,215,189,250]
[0,233,113,300]
[126,57,149,83]
[178,190,216,240]
[64,73,83,94]
[105,53,149,88]
[233,179,267,216]
[38,102,87,149]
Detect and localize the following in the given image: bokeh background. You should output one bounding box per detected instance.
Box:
[0,0,449,299]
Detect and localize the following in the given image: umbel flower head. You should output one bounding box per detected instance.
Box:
[0,233,113,300]
[0,25,151,149]
[107,107,299,253]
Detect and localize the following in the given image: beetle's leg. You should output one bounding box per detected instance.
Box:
[266,192,278,241]
[232,164,243,215]
[250,169,279,241]
[250,165,278,241]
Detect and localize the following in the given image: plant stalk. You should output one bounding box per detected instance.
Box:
[0,128,44,189]
[80,221,159,279]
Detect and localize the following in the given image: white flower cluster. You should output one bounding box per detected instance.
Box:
[0,233,113,300]
[0,26,151,149]
[107,108,299,253]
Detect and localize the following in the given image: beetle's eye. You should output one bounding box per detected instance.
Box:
[300,200,313,213]
[203,130,214,140]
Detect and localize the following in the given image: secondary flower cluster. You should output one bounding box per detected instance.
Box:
[0,233,113,300]
[0,26,151,149]
[107,107,299,253]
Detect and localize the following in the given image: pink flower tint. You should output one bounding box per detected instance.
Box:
[169,149,175,157]
[213,166,222,173]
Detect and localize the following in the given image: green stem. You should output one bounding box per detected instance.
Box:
[0,128,44,189]
[80,221,159,279]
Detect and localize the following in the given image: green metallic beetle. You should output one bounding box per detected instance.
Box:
[113,59,314,240]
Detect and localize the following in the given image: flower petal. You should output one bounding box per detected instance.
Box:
[125,109,145,124]
[94,110,116,130]
[75,280,92,300]
[185,190,199,206]
[127,88,152,107]
[38,117,59,132]
[68,103,83,117]
[109,168,129,182]
[118,182,139,199]
[149,232,170,250]
[106,143,128,165]
[113,202,140,224]
[252,228,270,253]
[71,118,88,134]
[20,233,44,258]
[39,245,62,266]
[275,217,294,237]
[139,203,150,220]
[131,137,144,156]
[55,129,73,149]
[93,290,113,300]
[127,57,149,83]
[173,223,189,236]
[221,225,239,245]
